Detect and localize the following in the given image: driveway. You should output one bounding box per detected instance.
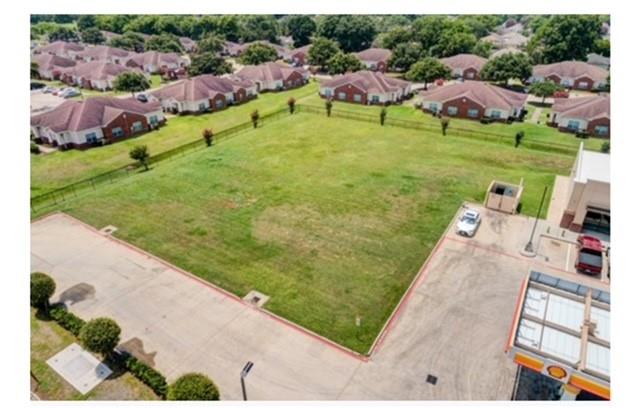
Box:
[31,207,571,400]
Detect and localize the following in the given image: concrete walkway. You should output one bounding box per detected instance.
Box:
[31,209,571,400]
[528,107,542,124]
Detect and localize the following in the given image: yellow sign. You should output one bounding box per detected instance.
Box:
[547,365,568,380]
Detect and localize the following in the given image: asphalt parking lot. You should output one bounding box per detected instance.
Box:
[31,206,574,400]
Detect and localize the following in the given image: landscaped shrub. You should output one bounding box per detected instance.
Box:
[79,317,121,357]
[129,145,150,170]
[30,272,55,310]
[50,305,85,336]
[123,354,168,398]
[515,131,525,148]
[601,141,610,153]
[250,110,260,128]
[288,97,296,114]
[31,142,41,154]
[168,373,219,400]
[202,128,214,147]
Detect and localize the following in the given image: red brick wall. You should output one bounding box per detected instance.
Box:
[376,60,387,73]
[333,83,367,104]
[284,71,304,89]
[209,93,227,111]
[101,111,149,143]
[463,68,479,80]
[442,96,485,120]
[292,52,306,66]
[587,116,610,137]
[235,88,247,102]
[574,76,595,90]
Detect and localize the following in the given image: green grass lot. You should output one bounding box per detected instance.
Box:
[50,113,573,353]
[31,308,158,400]
[31,83,318,195]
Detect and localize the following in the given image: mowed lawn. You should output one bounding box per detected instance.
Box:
[30,83,319,195]
[52,113,573,353]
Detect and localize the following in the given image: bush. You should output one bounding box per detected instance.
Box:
[288,97,296,114]
[31,142,41,154]
[168,373,219,400]
[123,354,168,397]
[50,305,85,336]
[600,141,610,153]
[79,318,121,356]
[250,110,260,128]
[30,272,55,310]
[515,131,525,148]
[202,128,214,147]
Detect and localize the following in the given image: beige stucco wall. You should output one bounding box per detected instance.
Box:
[566,179,610,226]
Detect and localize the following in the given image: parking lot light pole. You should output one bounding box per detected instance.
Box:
[524,185,548,253]
[240,361,254,401]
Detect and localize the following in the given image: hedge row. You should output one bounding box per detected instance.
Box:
[50,305,85,336]
[47,304,168,399]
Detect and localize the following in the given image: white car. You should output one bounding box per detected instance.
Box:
[456,209,481,237]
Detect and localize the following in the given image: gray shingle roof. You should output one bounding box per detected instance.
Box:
[151,75,253,102]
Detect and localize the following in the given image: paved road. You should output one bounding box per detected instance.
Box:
[31,208,568,400]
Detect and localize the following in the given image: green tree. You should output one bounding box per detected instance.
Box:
[241,15,280,43]
[458,15,502,38]
[188,52,232,76]
[325,99,333,117]
[250,110,260,128]
[472,41,493,58]
[77,15,97,31]
[528,15,601,63]
[48,25,79,42]
[406,57,451,89]
[515,131,525,148]
[308,37,341,71]
[600,141,610,153]
[317,15,377,52]
[145,34,183,53]
[287,15,317,47]
[440,117,450,136]
[239,43,278,65]
[389,42,424,72]
[380,27,413,50]
[79,318,121,357]
[109,31,145,53]
[168,373,220,400]
[196,34,225,54]
[594,38,610,57]
[30,272,55,311]
[288,97,296,114]
[480,52,532,84]
[113,72,150,97]
[326,52,364,75]
[430,30,477,58]
[411,16,449,53]
[129,145,150,171]
[81,27,106,45]
[31,62,40,79]
[95,15,135,34]
[202,129,214,147]
[529,80,562,104]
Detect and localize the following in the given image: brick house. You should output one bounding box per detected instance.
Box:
[234,62,309,92]
[31,54,76,80]
[59,61,144,91]
[286,44,312,67]
[319,71,412,105]
[150,74,257,114]
[31,97,165,149]
[33,41,84,59]
[529,61,608,90]
[354,48,392,72]
[125,51,188,74]
[439,54,488,80]
[75,45,131,64]
[222,41,243,57]
[550,95,610,137]
[419,81,527,121]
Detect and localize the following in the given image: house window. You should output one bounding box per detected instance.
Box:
[371,95,380,103]
[324,89,332,97]
[215,99,224,109]
[567,120,581,130]
[561,79,572,87]
[85,132,98,143]
[131,121,144,133]
[594,125,609,136]
[466,71,475,79]
[490,110,502,119]
[338,92,346,100]
[149,115,158,126]
[468,109,479,118]
[198,102,207,111]
[354,94,362,103]
[577,81,589,89]
[428,103,439,112]
[112,127,124,137]
[447,106,458,116]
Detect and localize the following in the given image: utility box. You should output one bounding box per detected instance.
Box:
[485,179,523,214]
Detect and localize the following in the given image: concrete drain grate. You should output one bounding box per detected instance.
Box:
[100,225,118,235]
[426,374,438,385]
[243,290,270,308]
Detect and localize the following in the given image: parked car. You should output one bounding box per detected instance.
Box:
[59,88,80,98]
[136,93,148,103]
[42,86,56,94]
[456,209,481,237]
[31,82,46,90]
[575,235,604,276]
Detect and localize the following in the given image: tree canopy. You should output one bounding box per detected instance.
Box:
[79,318,121,356]
[527,15,602,63]
[529,80,562,103]
[168,373,220,401]
[480,52,532,83]
[308,37,341,70]
[48,25,79,42]
[286,15,317,47]
[326,52,364,75]
[241,15,280,43]
[81,27,106,45]
[406,57,451,88]
[30,272,56,309]
[389,42,424,72]
[113,72,150,95]
[317,15,377,52]
[109,31,146,52]
[145,34,183,53]
[188,52,232,76]
[196,34,225,54]
[239,43,279,65]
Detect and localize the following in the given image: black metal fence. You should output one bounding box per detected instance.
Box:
[30,107,291,213]
[296,104,580,156]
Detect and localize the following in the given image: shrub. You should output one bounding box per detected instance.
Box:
[31,142,41,154]
[129,145,150,171]
[600,141,610,153]
[50,305,85,336]
[168,373,220,400]
[123,354,168,397]
[515,131,525,148]
[250,110,260,128]
[288,97,296,114]
[325,99,333,117]
[380,107,387,126]
[202,128,214,147]
[79,317,121,357]
[440,117,450,136]
[30,272,55,310]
